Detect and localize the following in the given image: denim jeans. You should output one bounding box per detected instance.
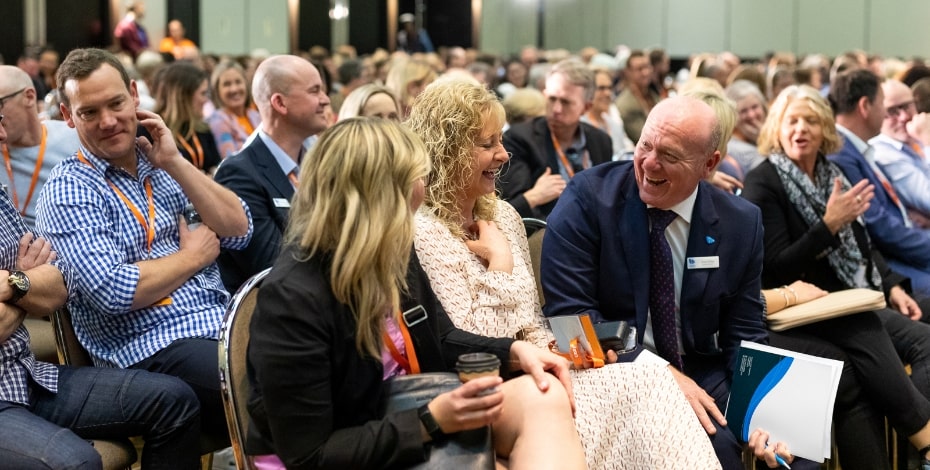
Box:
[0,366,201,470]
[130,337,230,451]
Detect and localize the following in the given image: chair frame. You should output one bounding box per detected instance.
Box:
[218,268,271,470]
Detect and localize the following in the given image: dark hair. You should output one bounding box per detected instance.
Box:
[912,77,930,114]
[57,48,131,107]
[337,59,362,85]
[828,68,880,115]
[900,64,930,88]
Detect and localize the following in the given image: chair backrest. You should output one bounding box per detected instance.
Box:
[218,268,271,470]
[52,306,95,367]
[524,219,547,308]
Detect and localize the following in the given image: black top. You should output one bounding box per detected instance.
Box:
[246,247,514,469]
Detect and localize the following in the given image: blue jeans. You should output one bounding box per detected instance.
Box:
[0,366,201,470]
[130,337,230,451]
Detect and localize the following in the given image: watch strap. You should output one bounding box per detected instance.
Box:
[417,403,446,442]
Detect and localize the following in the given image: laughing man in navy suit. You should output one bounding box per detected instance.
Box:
[542,96,774,469]
[214,55,331,292]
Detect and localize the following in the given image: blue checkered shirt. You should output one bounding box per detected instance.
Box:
[0,189,73,405]
[35,145,252,368]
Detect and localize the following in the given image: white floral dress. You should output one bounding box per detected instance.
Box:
[414,200,721,470]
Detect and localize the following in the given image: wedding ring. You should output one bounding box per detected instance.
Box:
[856,195,862,203]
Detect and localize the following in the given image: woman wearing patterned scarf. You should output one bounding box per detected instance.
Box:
[743,84,930,470]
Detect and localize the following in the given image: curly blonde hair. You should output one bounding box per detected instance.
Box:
[405,77,506,238]
[285,117,430,358]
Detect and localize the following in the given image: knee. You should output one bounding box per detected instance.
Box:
[504,373,571,411]
[129,370,201,426]
[48,429,103,469]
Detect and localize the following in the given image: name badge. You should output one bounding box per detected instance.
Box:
[687,256,719,269]
[273,198,291,208]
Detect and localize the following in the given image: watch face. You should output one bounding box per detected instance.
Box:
[9,272,29,296]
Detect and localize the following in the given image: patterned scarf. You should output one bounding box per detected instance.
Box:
[769,153,881,289]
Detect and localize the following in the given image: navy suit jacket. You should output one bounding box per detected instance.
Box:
[541,161,767,372]
[500,116,612,219]
[828,137,930,269]
[214,137,293,292]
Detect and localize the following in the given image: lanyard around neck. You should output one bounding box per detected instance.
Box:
[175,131,204,169]
[2,124,48,216]
[382,311,421,375]
[77,150,156,253]
[549,129,588,179]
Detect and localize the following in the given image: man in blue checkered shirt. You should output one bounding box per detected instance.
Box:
[0,113,202,468]
[35,48,253,449]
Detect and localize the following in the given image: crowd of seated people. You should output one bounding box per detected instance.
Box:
[8,32,930,469]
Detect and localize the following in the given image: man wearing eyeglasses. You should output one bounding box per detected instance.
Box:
[0,66,80,228]
[829,70,930,299]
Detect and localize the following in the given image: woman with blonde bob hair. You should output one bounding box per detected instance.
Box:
[246,117,587,470]
[743,85,930,469]
[336,83,400,121]
[408,77,722,468]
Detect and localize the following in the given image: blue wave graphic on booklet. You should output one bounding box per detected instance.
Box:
[742,357,792,441]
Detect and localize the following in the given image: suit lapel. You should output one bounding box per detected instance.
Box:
[533,118,559,172]
[680,184,719,346]
[250,138,295,200]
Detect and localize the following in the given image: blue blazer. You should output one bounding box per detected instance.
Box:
[828,138,930,269]
[541,161,767,370]
[214,137,294,292]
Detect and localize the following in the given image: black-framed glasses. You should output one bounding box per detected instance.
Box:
[886,100,915,118]
[0,88,26,112]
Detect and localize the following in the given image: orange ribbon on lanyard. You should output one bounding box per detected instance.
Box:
[549,130,589,179]
[2,124,47,216]
[382,310,421,375]
[175,132,204,169]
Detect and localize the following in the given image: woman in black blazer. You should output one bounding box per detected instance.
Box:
[743,84,930,468]
[244,117,586,470]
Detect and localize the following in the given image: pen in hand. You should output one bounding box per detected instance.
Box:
[765,442,791,469]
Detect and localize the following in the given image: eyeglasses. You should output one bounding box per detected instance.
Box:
[0,114,4,124]
[596,85,613,92]
[886,100,915,118]
[0,88,26,112]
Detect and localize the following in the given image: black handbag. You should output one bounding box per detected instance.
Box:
[381,372,495,470]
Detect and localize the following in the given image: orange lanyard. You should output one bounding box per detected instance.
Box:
[1,124,47,216]
[287,170,298,187]
[549,130,588,179]
[910,140,926,159]
[382,311,420,375]
[235,113,254,135]
[175,132,204,169]
[77,150,157,253]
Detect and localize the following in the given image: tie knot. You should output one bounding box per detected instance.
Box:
[648,208,677,232]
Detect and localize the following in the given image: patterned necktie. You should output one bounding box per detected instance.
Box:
[648,208,683,370]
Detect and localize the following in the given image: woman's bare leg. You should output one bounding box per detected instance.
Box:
[492,374,586,470]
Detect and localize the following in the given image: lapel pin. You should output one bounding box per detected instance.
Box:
[706,236,716,245]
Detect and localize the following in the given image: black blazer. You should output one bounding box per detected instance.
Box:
[246,247,513,469]
[500,116,612,219]
[742,159,907,295]
[215,137,293,293]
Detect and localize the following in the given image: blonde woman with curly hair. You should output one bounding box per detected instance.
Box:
[408,77,721,469]
[247,117,587,470]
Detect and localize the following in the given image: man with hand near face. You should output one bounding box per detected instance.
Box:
[35,48,252,449]
[500,58,612,220]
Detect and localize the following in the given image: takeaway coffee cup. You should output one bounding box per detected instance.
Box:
[456,352,501,385]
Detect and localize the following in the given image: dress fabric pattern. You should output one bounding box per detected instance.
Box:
[414,200,721,469]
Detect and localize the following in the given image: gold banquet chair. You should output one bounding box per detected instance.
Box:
[522,218,547,308]
[51,307,138,470]
[218,267,271,470]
